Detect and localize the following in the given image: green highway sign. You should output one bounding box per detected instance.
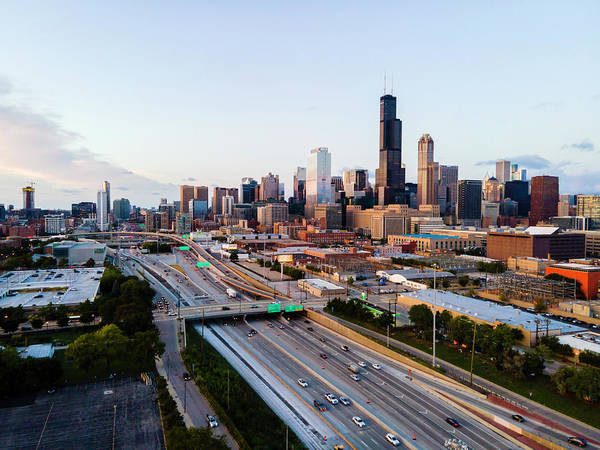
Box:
[197,262,210,268]
[182,234,190,239]
[284,305,304,312]
[179,246,190,251]
[267,303,282,313]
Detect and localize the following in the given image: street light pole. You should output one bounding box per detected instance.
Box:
[432,264,438,368]
[470,323,477,386]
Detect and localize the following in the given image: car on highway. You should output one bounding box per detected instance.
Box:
[385,433,400,446]
[279,325,286,329]
[352,416,365,427]
[372,363,382,370]
[168,312,177,316]
[313,399,326,411]
[304,320,310,324]
[350,374,360,381]
[339,396,351,406]
[567,437,587,447]
[250,329,257,334]
[34,294,43,298]
[445,417,460,428]
[511,414,525,423]
[319,337,326,342]
[325,393,338,405]
[206,415,218,428]
[267,323,274,328]
[183,372,191,381]
[340,345,349,351]
[320,353,328,359]
[358,361,367,367]
[247,332,253,337]
[297,378,308,388]
[307,327,314,331]
[250,304,258,308]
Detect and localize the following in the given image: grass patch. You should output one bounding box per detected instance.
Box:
[328,311,600,428]
[0,325,99,347]
[182,323,306,450]
[54,348,151,385]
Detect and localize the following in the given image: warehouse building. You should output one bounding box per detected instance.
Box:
[44,240,106,266]
[297,278,346,298]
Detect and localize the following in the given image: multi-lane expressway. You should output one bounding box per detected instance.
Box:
[201,315,562,450]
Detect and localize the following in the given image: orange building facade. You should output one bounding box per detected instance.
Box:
[545,263,600,300]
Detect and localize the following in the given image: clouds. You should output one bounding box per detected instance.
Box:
[475,154,551,170]
[0,92,177,208]
[562,139,595,152]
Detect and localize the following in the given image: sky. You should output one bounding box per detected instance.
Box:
[0,1,599,209]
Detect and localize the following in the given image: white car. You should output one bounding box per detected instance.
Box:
[358,361,367,367]
[352,416,366,428]
[372,363,382,370]
[297,378,308,388]
[339,396,351,406]
[206,415,218,428]
[325,393,339,404]
[386,433,400,446]
[350,374,360,381]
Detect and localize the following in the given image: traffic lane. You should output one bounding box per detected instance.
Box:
[220,322,390,449]
[249,318,446,448]
[263,318,512,449]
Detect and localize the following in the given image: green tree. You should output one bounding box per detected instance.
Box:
[0,306,26,332]
[66,332,103,373]
[96,324,129,371]
[58,257,68,268]
[534,298,547,312]
[552,366,576,396]
[39,303,57,321]
[131,329,165,362]
[448,315,473,346]
[437,310,453,334]
[499,292,507,302]
[79,299,95,324]
[458,276,469,287]
[84,258,96,268]
[30,315,44,329]
[570,367,600,402]
[346,276,354,286]
[56,305,70,327]
[408,304,433,337]
[442,279,450,289]
[375,310,394,329]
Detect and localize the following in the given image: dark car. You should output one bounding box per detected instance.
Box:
[511,414,525,423]
[445,417,460,428]
[313,399,326,411]
[307,327,314,332]
[183,372,191,381]
[567,437,587,447]
[320,353,328,359]
[304,320,310,324]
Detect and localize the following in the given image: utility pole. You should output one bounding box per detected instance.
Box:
[432,264,438,368]
[227,370,230,411]
[470,323,477,386]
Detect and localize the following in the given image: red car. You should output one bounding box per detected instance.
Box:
[445,418,460,428]
[307,327,314,332]
[320,353,328,359]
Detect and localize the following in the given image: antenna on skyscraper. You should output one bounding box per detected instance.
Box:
[391,73,394,95]
[383,72,387,95]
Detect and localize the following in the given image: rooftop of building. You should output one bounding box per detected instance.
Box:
[45,240,105,249]
[377,268,454,280]
[558,332,600,355]
[549,263,600,273]
[16,343,55,359]
[0,268,104,308]
[298,278,344,290]
[400,289,585,334]
[397,234,462,239]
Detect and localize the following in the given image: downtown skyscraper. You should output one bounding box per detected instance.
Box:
[305,147,332,218]
[375,93,406,205]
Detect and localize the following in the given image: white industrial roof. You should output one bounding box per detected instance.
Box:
[299,278,344,290]
[17,343,55,359]
[377,268,454,281]
[401,289,585,334]
[559,332,600,354]
[525,226,559,235]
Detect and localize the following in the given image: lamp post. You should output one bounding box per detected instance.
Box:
[432,263,439,368]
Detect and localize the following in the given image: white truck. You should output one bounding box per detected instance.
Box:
[226,288,237,298]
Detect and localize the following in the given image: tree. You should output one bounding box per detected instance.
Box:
[39,303,57,321]
[0,306,26,332]
[58,257,68,268]
[514,350,545,379]
[229,251,239,262]
[84,258,96,268]
[131,329,165,362]
[374,311,394,329]
[437,310,453,334]
[458,276,469,287]
[408,304,433,337]
[448,315,473,346]
[569,367,600,402]
[56,305,70,327]
[499,292,507,302]
[471,278,481,287]
[534,298,547,312]
[66,332,103,373]
[114,302,153,335]
[30,316,44,329]
[552,366,576,396]
[346,276,354,286]
[442,279,450,289]
[79,299,95,324]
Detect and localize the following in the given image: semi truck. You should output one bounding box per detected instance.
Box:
[226,288,237,298]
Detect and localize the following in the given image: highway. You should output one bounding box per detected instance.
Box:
[210,316,521,449]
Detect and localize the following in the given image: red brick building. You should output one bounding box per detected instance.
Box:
[529,176,558,226]
[545,263,600,299]
[298,230,355,245]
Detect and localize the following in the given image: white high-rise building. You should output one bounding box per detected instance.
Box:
[222,195,234,216]
[496,160,511,184]
[44,214,66,234]
[306,147,332,217]
[96,181,110,231]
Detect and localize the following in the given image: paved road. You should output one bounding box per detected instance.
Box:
[217,316,519,449]
[324,312,600,447]
[157,319,238,449]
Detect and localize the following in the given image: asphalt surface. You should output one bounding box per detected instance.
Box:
[216,316,521,450]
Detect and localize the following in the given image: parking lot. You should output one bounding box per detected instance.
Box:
[0,377,164,450]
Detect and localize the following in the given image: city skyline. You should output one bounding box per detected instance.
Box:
[1,1,599,208]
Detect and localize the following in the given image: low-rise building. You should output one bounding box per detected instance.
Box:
[545,263,600,300]
[397,289,585,346]
[297,278,346,298]
[507,256,555,275]
[304,247,370,265]
[387,234,471,255]
[45,240,106,265]
[297,230,355,245]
